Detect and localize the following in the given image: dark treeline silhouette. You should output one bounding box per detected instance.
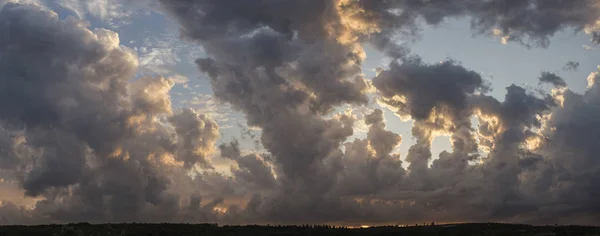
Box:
[1,223,600,236]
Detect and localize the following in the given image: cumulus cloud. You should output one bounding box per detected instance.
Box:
[3,0,600,227]
[0,2,232,224]
[372,58,487,180]
[169,108,219,168]
[373,58,486,122]
[150,0,600,225]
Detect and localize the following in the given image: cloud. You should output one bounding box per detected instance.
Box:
[0,0,41,8]
[4,0,600,227]
[373,58,486,122]
[219,140,278,190]
[512,68,600,224]
[0,3,233,224]
[169,108,219,168]
[539,72,567,88]
[57,0,153,27]
[159,3,374,219]
[182,94,235,127]
[150,0,600,225]
[563,61,580,72]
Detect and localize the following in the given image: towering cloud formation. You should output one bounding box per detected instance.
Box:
[151,0,600,226]
[534,73,600,225]
[0,3,229,224]
[2,0,600,226]
[373,58,486,184]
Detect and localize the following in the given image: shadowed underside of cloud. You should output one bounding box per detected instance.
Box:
[0,3,227,224]
[1,0,600,226]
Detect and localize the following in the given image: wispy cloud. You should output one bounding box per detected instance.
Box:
[57,0,153,27]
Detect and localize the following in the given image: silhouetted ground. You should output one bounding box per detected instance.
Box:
[1,223,600,236]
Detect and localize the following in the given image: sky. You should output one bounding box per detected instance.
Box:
[0,0,600,226]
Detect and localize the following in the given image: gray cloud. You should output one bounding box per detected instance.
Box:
[507,70,600,225]
[3,0,600,227]
[466,0,600,47]
[169,108,219,168]
[373,58,486,122]
[219,140,278,191]
[344,0,600,51]
[153,0,600,226]
[564,61,581,72]
[0,3,232,224]
[0,2,139,195]
[158,0,376,224]
[539,72,567,88]
[372,58,485,177]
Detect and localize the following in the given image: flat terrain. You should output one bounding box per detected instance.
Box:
[1,223,600,236]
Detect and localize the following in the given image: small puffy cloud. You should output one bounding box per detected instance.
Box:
[539,72,567,88]
[563,61,580,72]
